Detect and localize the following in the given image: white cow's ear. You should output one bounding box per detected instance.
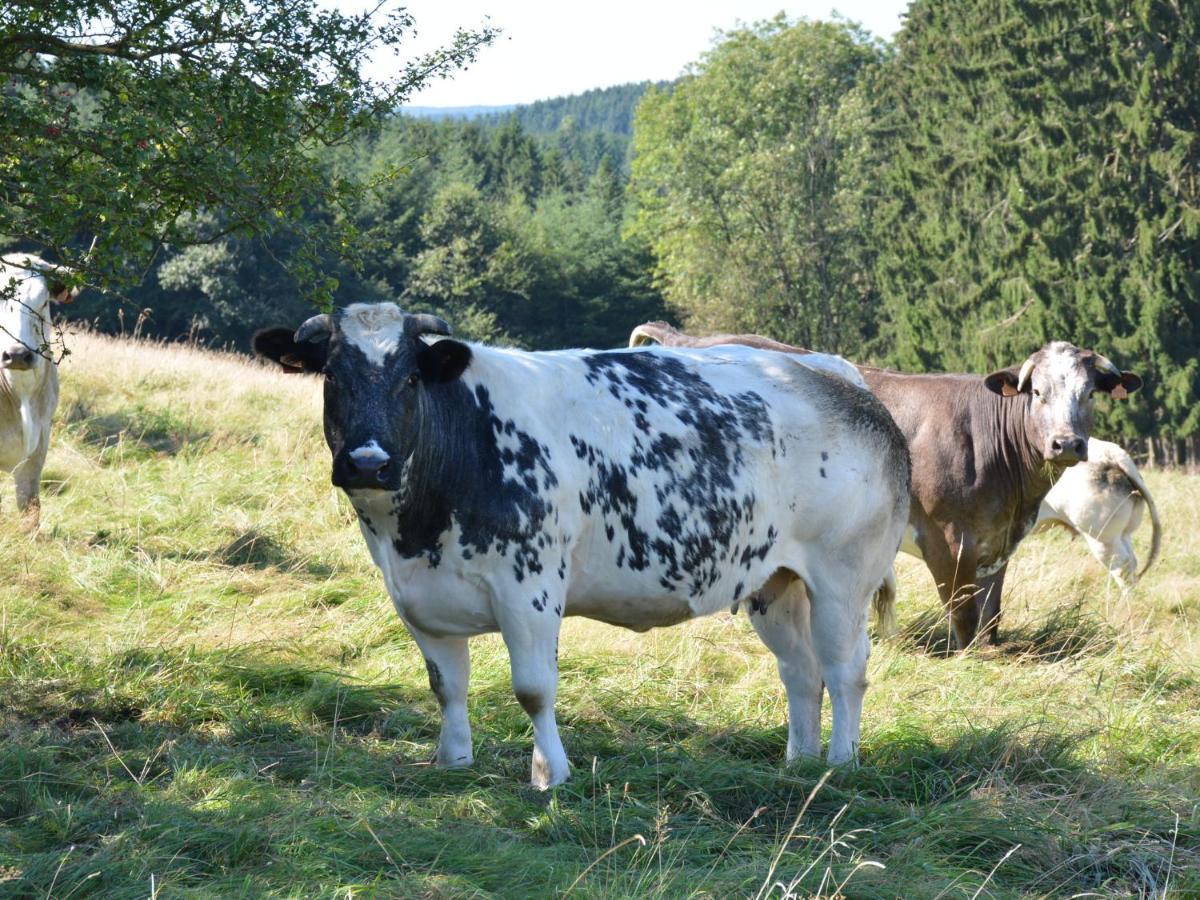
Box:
[417,339,472,384]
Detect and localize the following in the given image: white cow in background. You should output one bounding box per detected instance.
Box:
[0,254,79,529]
[1037,438,1161,590]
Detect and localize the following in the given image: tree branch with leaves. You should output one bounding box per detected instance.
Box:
[0,0,497,302]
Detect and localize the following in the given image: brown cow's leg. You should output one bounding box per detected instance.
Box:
[976,564,1008,646]
[919,530,981,652]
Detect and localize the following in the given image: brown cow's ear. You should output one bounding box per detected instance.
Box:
[984,368,1023,397]
[1095,370,1142,400]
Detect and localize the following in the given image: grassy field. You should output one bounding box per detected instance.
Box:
[0,330,1196,898]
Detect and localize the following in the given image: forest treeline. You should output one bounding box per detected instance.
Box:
[56,0,1199,444]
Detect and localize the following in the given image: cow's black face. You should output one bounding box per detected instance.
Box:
[254,305,471,491]
[322,336,419,491]
[984,342,1142,466]
[309,305,471,492]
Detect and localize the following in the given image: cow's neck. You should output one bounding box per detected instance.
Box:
[991,390,1056,511]
[385,377,553,565]
[385,385,475,559]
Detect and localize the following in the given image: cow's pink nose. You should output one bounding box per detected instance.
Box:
[1,346,34,370]
[1048,436,1087,463]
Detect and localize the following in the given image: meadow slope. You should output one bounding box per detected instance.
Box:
[0,331,1196,898]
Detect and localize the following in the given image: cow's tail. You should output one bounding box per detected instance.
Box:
[872,567,899,638]
[628,322,674,347]
[1117,453,1162,577]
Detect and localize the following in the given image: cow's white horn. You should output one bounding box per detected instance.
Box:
[1016,357,1036,392]
[404,313,452,338]
[295,313,333,343]
[1092,353,1121,376]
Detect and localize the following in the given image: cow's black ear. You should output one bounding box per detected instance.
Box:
[418,339,472,383]
[253,327,327,374]
[984,368,1023,397]
[1095,369,1142,400]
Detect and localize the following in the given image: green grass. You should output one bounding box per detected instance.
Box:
[0,330,1196,897]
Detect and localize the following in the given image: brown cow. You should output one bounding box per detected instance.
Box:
[630,323,1142,650]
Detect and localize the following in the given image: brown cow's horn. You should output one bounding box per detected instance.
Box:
[404,313,452,338]
[294,313,333,343]
[1016,357,1036,392]
[1091,353,1121,376]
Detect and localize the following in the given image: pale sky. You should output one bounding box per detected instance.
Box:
[340,1,910,108]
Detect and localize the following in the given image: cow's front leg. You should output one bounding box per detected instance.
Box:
[923,530,981,651]
[975,563,1008,646]
[497,592,568,789]
[13,439,47,532]
[405,623,473,768]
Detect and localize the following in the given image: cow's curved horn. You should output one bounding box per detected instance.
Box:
[404,313,452,338]
[1091,353,1121,376]
[294,313,333,343]
[1016,357,1036,392]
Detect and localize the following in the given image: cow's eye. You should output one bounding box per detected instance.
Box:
[407,372,420,387]
[1032,388,1041,398]
[323,369,335,384]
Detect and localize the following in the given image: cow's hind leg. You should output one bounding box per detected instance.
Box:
[497,592,569,789]
[406,623,473,768]
[747,571,822,761]
[806,567,873,765]
[1084,534,1135,592]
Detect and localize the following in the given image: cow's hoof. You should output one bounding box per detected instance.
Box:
[531,749,570,790]
[19,507,40,534]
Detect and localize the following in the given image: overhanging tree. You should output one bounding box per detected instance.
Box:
[628,17,885,355]
[0,0,496,300]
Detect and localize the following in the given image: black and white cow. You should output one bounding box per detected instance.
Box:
[255,303,911,788]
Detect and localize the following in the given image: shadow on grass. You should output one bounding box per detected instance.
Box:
[896,603,1116,662]
[214,529,335,579]
[0,644,1195,897]
[151,529,335,578]
[62,400,210,456]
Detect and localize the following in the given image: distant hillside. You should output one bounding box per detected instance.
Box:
[401,104,515,120]
[480,82,668,137]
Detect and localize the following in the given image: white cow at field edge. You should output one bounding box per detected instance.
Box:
[1036,438,1161,590]
[0,254,78,528]
[255,304,912,789]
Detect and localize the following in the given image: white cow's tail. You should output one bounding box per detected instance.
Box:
[872,567,899,638]
[1116,453,1162,577]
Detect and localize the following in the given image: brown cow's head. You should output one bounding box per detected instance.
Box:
[983,342,1141,466]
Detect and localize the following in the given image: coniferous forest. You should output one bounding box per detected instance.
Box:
[45,1,1200,452]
